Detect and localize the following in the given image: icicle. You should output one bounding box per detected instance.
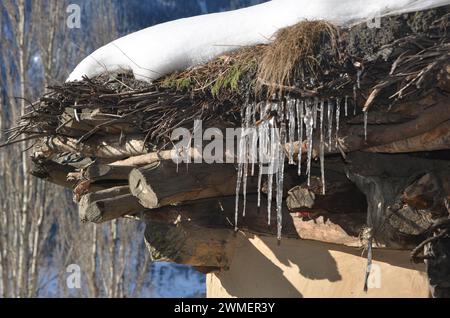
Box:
[319,100,326,195]
[250,103,258,176]
[344,96,348,117]
[276,123,286,241]
[353,85,357,115]
[287,98,296,165]
[242,155,249,218]
[257,118,268,208]
[241,105,253,217]
[267,118,276,225]
[335,97,340,148]
[304,104,314,186]
[364,110,368,141]
[327,99,333,151]
[296,100,304,175]
[258,102,273,208]
[357,69,362,89]
[234,163,242,232]
[235,135,245,232]
[313,98,319,129]
[235,102,249,230]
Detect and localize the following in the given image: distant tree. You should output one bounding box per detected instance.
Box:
[0,0,152,298]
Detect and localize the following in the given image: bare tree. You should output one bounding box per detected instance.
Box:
[0,0,151,298]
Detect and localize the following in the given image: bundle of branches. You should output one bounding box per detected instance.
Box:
[3,7,448,155]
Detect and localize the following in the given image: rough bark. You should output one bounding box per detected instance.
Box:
[84,194,144,223]
[31,158,77,189]
[35,135,147,160]
[79,186,131,222]
[129,161,258,209]
[84,164,135,181]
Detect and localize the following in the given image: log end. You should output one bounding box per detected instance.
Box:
[129,168,159,209]
[84,201,104,224]
[144,220,235,268]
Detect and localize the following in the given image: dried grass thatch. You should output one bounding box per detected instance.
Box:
[257,20,339,95]
[2,7,449,151]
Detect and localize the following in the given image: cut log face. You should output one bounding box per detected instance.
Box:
[83,194,144,223]
[144,220,235,268]
[84,164,135,181]
[129,161,258,209]
[79,186,131,221]
[31,158,77,189]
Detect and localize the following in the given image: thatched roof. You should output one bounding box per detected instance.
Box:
[3,6,449,151]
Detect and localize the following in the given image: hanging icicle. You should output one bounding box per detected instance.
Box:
[364,110,368,141]
[257,117,269,208]
[276,123,286,241]
[313,98,319,129]
[335,97,340,148]
[357,69,362,89]
[320,100,326,195]
[304,104,314,186]
[353,85,357,115]
[327,99,333,151]
[287,98,296,165]
[296,100,304,176]
[234,104,248,231]
[250,103,258,176]
[267,117,277,225]
[241,105,253,217]
[344,96,348,117]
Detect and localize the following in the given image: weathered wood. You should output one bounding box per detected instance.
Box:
[129,161,258,209]
[30,157,125,194]
[144,219,235,268]
[144,195,368,249]
[84,194,144,223]
[36,135,147,160]
[79,186,131,221]
[367,120,450,153]
[286,92,450,158]
[346,152,450,248]
[111,148,203,167]
[84,164,135,181]
[31,158,77,189]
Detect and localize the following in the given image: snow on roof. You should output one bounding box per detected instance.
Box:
[67,0,450,83]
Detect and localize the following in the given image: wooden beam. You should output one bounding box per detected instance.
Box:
[79,186,131,221]
[31,158,76,189]
[366,120,450,153]
[83,164,135,181]
[37,135,147,160]
[144,219,235,268]
[144,195,368,248]
[129,161,258,209]
[83,194,145,223]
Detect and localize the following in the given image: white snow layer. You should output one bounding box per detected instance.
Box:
[67,0,449,83]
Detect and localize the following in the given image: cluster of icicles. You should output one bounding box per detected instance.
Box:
[235,94,369,241]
